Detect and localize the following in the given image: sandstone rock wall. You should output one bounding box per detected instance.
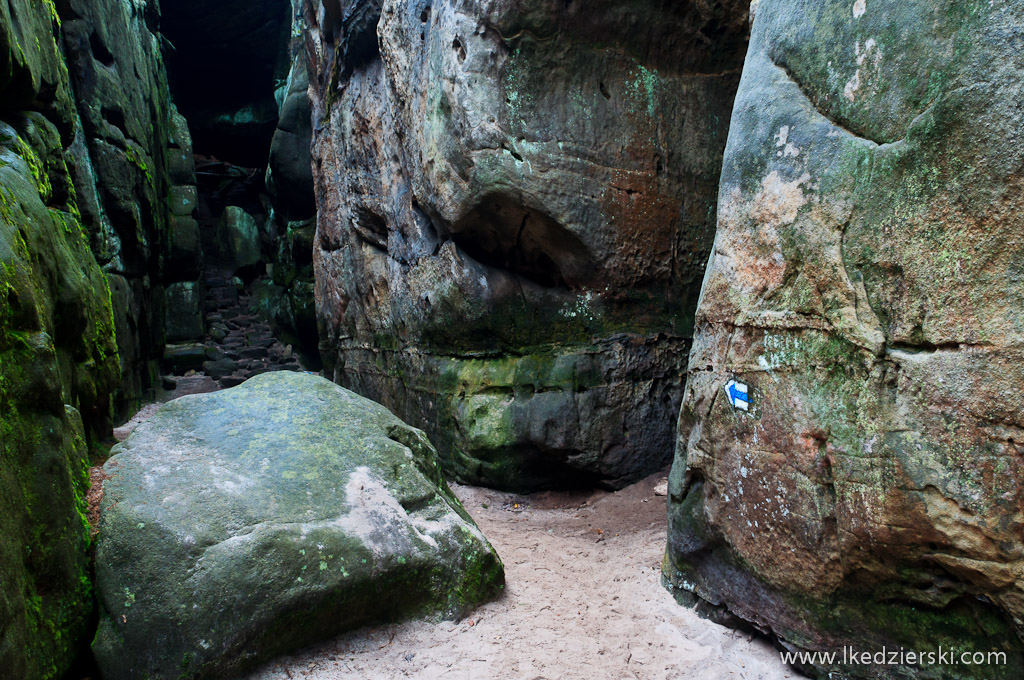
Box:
[259,0,319,355]
[60,0,203,415]
[664,1,1024,676]
[306,0,750,490]
[1,4,120,677]
[2,1,199,675]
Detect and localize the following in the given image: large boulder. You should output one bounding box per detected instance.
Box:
[267,58,315,220]
[164,280,205,342]
[220,205,264,277]
[306,0,750,491]
[665,1,1024,677]
[93,371,505,680]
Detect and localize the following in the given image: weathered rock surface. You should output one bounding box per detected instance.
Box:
[267,59,315,221]
[165,280,205,342]
[1,86,119,680]
[60,0,202,418]
[219,205,264,278]
[2,2,207,675]
[93,371,504,680]
[259,0,319,355]
[161,267,311,389]
[306,0,750,490]
[665,1,1024,677]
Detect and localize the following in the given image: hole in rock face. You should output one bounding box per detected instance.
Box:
[89,32,115,67]
[322,0,342,38]
[352,206,389,251]
[452,37,466,63]
[502,144,524,162]
[450,194,595,289]
[101,106,126,133]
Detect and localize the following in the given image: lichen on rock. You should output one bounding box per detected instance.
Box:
[305,0,751,491]
[1,113,119,680]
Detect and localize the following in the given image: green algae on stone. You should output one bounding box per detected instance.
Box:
[307,0,748,491]
[665,1,1024,677]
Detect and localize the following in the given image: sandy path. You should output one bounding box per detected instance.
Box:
[242,473,794,680]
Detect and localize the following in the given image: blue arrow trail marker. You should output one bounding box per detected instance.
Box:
[725,379,749,411]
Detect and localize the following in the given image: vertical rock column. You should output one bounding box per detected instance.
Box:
[61,0,197,418]
[306,0,750,490]
[257,0,319,354]
[164,109,205,344]
[665,1,1024,677]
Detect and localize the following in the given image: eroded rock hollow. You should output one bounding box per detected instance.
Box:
[306,0,750,491]
[664,1,1024,676]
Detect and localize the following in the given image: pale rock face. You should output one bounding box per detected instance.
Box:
[305,0,750,490]
[665,1,1024,677]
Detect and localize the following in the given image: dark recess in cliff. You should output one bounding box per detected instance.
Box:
[160,0,291,166]
[451,194,595,290]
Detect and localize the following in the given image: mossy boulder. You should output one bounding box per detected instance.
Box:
[92,371,504,680]
[0,0,76,136]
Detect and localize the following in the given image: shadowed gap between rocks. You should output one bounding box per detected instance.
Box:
[159,0,292,166]
[156,0,322,388]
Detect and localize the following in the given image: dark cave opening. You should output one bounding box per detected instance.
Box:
[89,31,115,67]
[450,194,595,290]
[159,0,291,167]
[155,0,321,365]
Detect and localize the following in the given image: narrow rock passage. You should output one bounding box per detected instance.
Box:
[159,264,316,400]
[241,474,793,680]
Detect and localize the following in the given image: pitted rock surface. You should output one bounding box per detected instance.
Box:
[305,0,750,491]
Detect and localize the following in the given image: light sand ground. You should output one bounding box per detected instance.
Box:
[242,473,795,680]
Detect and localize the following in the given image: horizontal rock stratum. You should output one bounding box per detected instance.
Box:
[93,372,504,680]
[665,1,1024,678]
